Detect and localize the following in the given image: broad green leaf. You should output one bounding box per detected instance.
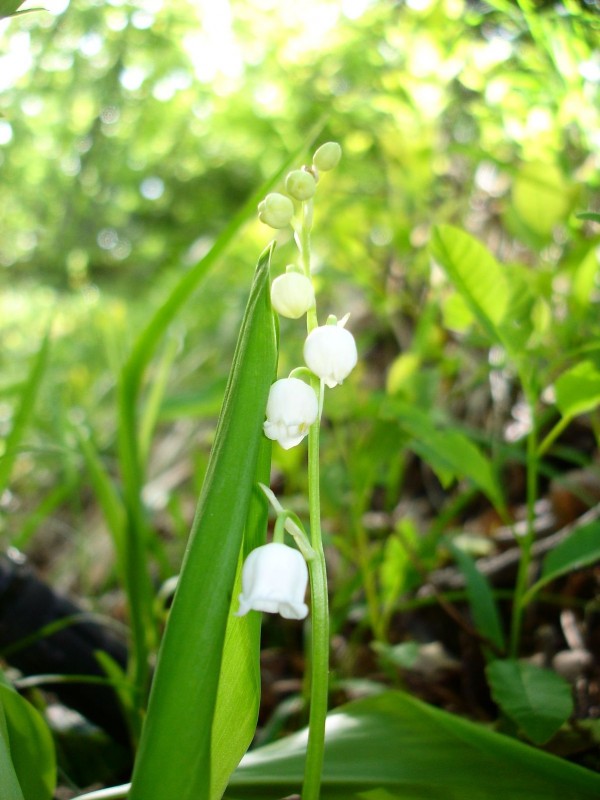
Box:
[0,0,27,18]
[539,361,600,456]
[554,360,600,420]
[430,225,508,344]
[448,541,505,653]
[70,787,129,800]
[499,264,536,353]
[395,402,504,513]
[373,641,420,670]
[385,353,420,395]
[379,520,418,611]
[541,521,600,582]
[129,244,278,800]
[226,690,600,799]
[209,436,272,800]
[511,162,578,241]
[432,229,535,365]
[572,246,600,308]
[486,659,573,745]
[577,212,600,223]
[525,522,600,603]
[0,704,25,800]
[440,291,474,333]
[0,684,56,800]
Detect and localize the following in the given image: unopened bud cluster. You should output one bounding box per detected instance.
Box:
[238,141,356,621]
[256,141,342,231]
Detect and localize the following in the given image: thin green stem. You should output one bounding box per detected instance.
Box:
[509,398,538,657]
[298,197,329,800]
[537,414,570,458]
[302,413,329,800]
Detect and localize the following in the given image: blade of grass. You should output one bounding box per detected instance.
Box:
[128,243,278,800]
[13,480,74,550]
[448,541,506,655]
[137,329,181,467]
[0,330,50,498]
[74,425,127,569]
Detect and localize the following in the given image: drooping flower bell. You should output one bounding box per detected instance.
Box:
[303,322,357,388]
[270,270,315,319]
[263,377,318,449]
[236,542,309,620]
[257,192,294,229]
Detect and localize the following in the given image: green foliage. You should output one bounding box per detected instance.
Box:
[227,690,600,799]
[0,0,29,19]
[555,361,600,420]
[379,519,420,624]
[129,246,278,800]
[392,401,505,513]
[429,224,538,367]
[1,0,600,796]
[430,225,509,343]
[486,660,574,746]
[524,522,600,604]
[448,541,505,654]
[0,331,50,496]
[0,681,56,800]
[508,162,579,247]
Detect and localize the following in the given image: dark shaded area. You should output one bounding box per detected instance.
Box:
[0,549,131,748]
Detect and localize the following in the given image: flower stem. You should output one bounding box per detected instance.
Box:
[299,197,329,800]
[302,411,329,800]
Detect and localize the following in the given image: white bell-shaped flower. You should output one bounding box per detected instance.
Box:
[263,377,318,449]
[303,323,357,388]
[236,542,309,620]
[271,271,315,319]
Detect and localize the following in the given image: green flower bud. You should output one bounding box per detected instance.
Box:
[312,141,342,172]
[285,169,317,201]
[258,193,294,229]
[271,271,315,319]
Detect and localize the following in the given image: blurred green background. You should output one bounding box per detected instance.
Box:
[0,0,599,612]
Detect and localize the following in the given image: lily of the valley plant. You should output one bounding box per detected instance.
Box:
[237,140,356,800]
